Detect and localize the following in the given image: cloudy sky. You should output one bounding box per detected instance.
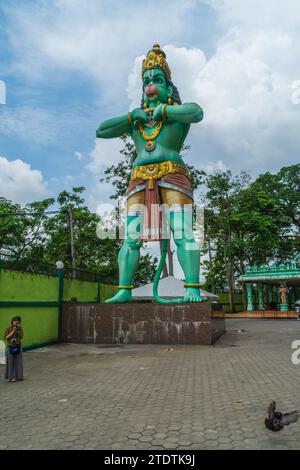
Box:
[0,0,300,208]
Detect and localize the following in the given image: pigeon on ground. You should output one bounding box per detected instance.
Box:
[265,401,299,432]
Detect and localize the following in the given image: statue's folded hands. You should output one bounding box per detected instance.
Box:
[152,103,164,122]
[130,108,150,129]
[130,108,148,126]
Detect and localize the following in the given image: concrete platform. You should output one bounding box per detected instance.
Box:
[61,302,225,345]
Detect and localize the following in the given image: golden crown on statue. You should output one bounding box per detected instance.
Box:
[142,44,172,80]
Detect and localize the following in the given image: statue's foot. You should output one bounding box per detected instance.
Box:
[105,289,132,303]
[184,287,203,303]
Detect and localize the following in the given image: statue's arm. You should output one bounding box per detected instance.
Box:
[96,114,132,139]
[165,102,203,124]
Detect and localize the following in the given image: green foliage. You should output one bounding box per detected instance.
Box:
[0,188,120,280]
[133,253,158,286]
[202,165,300,310]
[0,196,55,260]
[42,187,122,278]
[0,149,298,301]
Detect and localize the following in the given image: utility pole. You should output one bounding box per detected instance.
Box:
[159,240,174,278]
[159,241,169,278]
[67,204,76,278]
[167,240,174,277]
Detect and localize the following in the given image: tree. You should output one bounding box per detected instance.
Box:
[202,165,300,311]
[253,164,300,258]
[0,196,54,262]
[2,154,297,303]
[203,170,251,311]
[0,197,25,256]
[234,165,300,267]
[0,187,157,285]
[43,187,121,279]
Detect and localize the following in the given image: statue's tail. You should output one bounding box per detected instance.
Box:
[153,238,184,304]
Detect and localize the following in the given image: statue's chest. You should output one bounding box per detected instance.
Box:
[133,121,186,150]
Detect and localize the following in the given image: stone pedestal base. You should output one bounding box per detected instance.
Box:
[61,302,225,345]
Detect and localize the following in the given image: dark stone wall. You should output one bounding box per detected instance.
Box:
[61,303,225,345]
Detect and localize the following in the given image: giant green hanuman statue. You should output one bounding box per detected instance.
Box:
[97,44,204,303]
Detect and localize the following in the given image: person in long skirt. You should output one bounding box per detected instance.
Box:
[4,316,24,383]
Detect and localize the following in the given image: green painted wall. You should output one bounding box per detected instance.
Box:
[0,270,59,349]
[100,284,118,302]
[63,278,99,302]
[0,268,117,350]
[0,307,58,349]
[0,269,58,302]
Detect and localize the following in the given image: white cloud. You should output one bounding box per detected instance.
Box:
[206,0,300,32]
[4,0,300,185]
[0,104,93,148]
[3,0,199,104]
[0,107,57,145]
[0,155,48,204]
[88,138,125,173]
[74,151,83,161]
[86,138,127,208]
[126,5,300,174]
[0,80,6,105]
[0,105,92,146]
[203,160,228,174]
[194,23,300,172]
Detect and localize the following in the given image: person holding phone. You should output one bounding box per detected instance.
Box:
[4,316,24,383]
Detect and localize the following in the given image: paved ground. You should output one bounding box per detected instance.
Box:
[1,319,300,450]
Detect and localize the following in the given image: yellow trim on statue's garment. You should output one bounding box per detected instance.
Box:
[131,161,189,190]
[117,285,134,290]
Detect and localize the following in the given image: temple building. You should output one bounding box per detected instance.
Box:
[238,253,300,312]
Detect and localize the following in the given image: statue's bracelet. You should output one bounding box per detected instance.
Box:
[162,104,168,122]
[127,112,134,126]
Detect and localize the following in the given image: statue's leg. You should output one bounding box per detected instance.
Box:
[161,188,202,303]
[105,194,144,303]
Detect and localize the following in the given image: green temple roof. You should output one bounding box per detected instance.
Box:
[239,253,300,285]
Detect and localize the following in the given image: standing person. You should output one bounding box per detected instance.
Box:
[4,316,24,383]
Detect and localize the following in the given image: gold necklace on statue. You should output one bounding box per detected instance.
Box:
[138,107,164,152]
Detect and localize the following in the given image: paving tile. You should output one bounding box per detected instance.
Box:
[1,319,300,450]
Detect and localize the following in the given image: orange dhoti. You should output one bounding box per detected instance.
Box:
[126,172,193,242]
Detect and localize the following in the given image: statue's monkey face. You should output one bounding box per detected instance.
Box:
[143,68,173,106]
